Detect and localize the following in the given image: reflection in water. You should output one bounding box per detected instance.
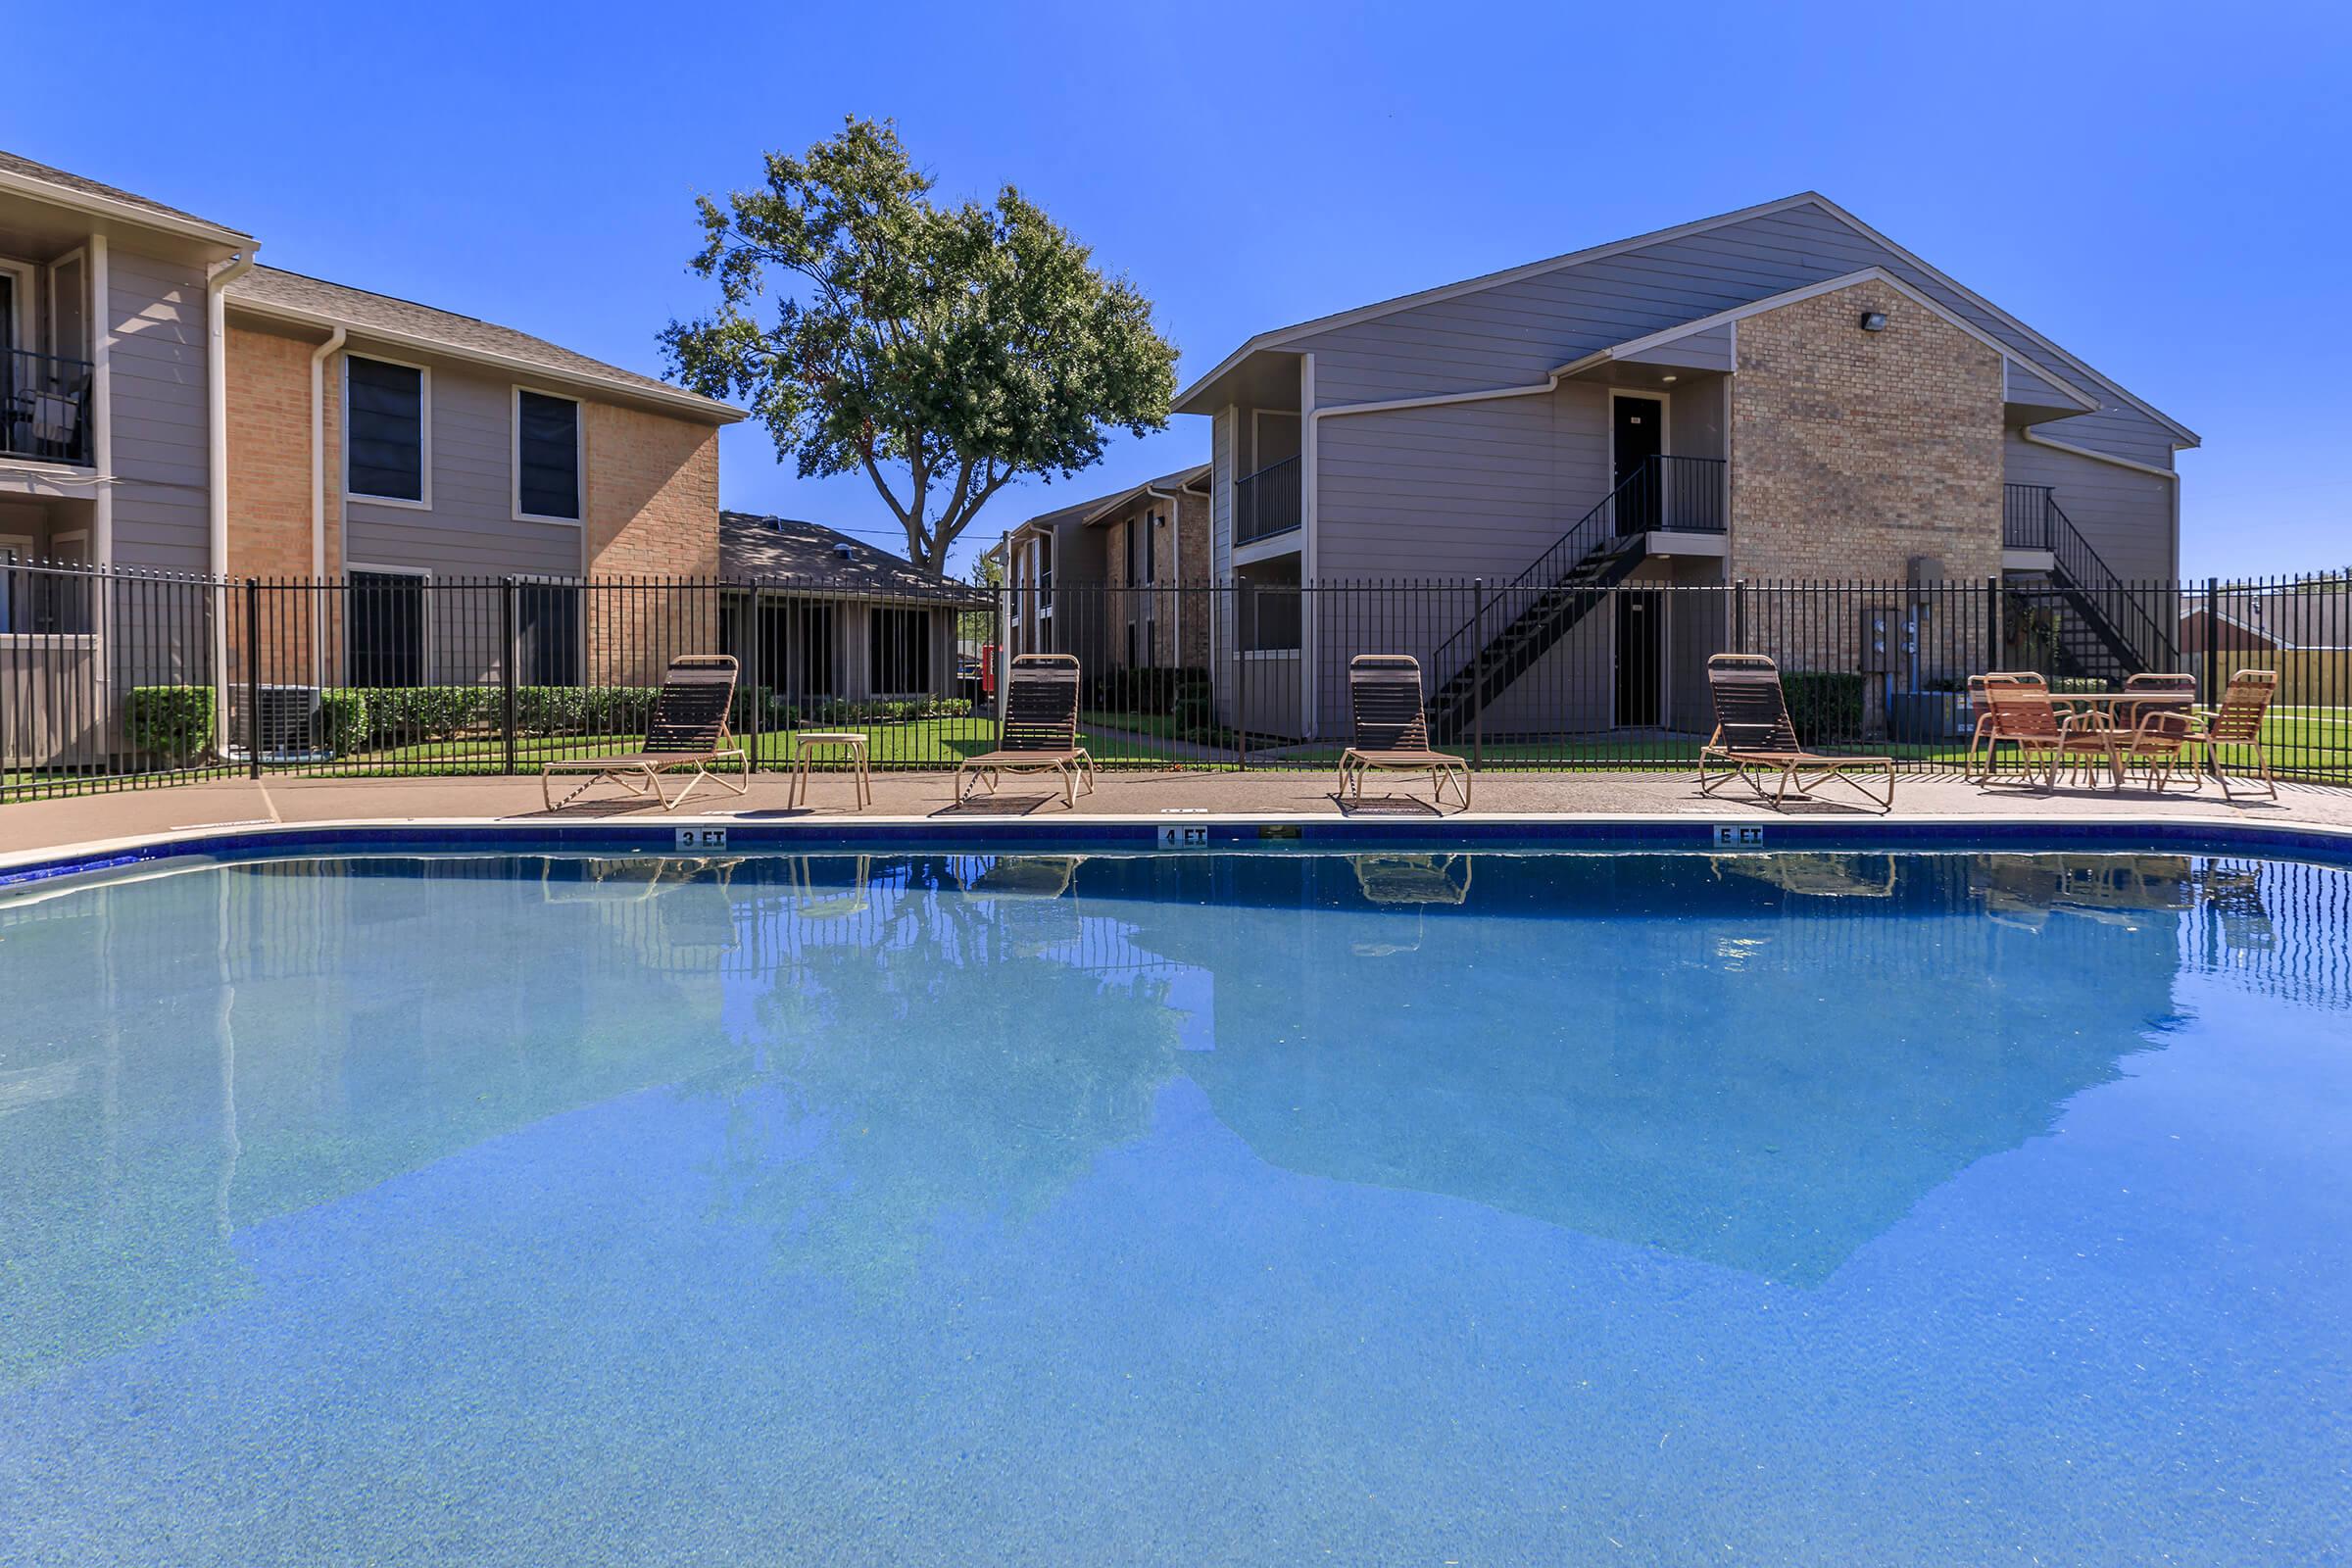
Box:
[2,847,2349,1564]
[0,849,2341,1353]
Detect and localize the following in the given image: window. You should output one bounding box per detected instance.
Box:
[868,607,932,693]
[514,389,581,521]
[348,570,425,686]
[347,357,427,503]
[516,581,580,685]
[1144,512,1157,583]
[1124,517,1139,582]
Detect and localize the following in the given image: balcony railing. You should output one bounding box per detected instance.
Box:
[2,349,95,468]
[1613,455,1726,536]
[2003,483,2053,550]
[1235,454,1301,546]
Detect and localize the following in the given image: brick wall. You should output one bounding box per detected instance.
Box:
[582,403,722,682]
[1730,278,2003,585]
[224,321,341,682]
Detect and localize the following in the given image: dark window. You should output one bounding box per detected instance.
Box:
[1125,621,1138,670]
[517,582,579,685]
[1145,513,1157,582]
[868,607,932,693]
[347,358,425,501]
[515,390,580,519]
[1125,518,1139,581]
[348,571,424,686]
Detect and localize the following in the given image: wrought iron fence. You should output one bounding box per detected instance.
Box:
[5,561,2350,802]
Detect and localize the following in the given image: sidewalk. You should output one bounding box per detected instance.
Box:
[4,766,2344,862]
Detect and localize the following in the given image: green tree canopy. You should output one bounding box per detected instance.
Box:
[663,119,1177,572]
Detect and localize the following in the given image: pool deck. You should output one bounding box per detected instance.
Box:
[5,767,2349,868]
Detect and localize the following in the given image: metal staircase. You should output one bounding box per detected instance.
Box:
[2003,485,2178,684]
[1425,457,1719,740]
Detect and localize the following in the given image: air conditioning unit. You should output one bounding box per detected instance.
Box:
[224,684,332,763]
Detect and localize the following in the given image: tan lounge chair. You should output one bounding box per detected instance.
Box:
[1338,655,1471,810]
[541,654,750,811]
[956,653,1096,808]
[1965,670,2044,780]
[2196,668,2280,800]
[1978,673,2118,789]
[1698,653,1895,811]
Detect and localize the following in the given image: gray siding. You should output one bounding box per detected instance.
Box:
[1314,384,1610,579]
[2003,432,2176,582]
[1298,201,2180,473]
[106,249,211,571]
[341,359,582,580]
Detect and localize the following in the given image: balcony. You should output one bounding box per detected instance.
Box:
[1235,454,1300,546]
[2003,483,2053,550]
[1611,455,1726,536]
[3,349,94,468]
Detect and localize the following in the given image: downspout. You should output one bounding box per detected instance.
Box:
[1137,481,1185,666]
[309,326,346,579]
[204,249,256,750]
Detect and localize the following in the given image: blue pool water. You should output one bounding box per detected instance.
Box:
[2,847,2348,1565]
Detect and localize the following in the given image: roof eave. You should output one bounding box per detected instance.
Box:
[0,166,253,251]
[225,295,746,424]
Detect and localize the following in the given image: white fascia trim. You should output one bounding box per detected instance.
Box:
[2019,426,2180,480]
[1803,194,2199,449]
[1551,267,2101,414]
[0,168,254,250]
[1171,191,1832,411]
[226,297,745,425]
[1316,374,1565,420]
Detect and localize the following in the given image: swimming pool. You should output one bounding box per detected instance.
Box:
[3,845,2347,1564]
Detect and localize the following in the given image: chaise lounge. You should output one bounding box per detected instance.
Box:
[955,653,1096,808]
[1698,652,1895,811]
[541,654,751,812]
[1338,655,1471,811]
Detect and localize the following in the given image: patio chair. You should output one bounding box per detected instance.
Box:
[2115,671,2200,735]
[2195,668,2280,800]
[1697,653,1895,811]
[1978,673,2119,790]
[1337,655,1471,810]
[1964,671,2044,780]
[540,654,750,812]
[955,653,1095,808]
[2112,705,2200,794]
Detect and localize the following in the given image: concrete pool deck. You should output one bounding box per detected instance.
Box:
[5,767,2349,867]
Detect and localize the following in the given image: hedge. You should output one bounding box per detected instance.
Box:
[1780,671,1866,744]
[1085,665,1211,710]
[123,686,216,766]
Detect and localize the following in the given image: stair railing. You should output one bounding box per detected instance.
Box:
[2045,495,2179,672]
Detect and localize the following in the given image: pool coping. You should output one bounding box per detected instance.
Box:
[8,808,2352,893]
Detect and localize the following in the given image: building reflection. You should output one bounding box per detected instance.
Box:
[3,844,2346,1386]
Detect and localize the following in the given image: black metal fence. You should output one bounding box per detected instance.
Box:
[5,561,2349,802]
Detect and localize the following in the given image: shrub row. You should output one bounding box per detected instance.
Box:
[784,696,973,726]
[1085,665,1211,710]
[124,686,217,766]
[1780,671,1866,742]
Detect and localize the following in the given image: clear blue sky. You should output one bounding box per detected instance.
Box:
[17,0,2346,579]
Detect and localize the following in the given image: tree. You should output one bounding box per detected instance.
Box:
[663,119,1177,572]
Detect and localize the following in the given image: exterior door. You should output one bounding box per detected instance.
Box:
[1612,395,1664,533]
[1614,590,1662,728]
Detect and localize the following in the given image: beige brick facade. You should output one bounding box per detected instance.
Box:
[1100,488,1211,668]
[224,322,344,683]
[583,402,722,682]
[1729,278,2004,585]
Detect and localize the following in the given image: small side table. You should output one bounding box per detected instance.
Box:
[789,730,872,809]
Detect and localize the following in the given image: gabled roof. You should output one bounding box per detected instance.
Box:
[226,266,741,423]
[1553,268,2102,414]
[1004,465,1209,540]
[718,513,991,604]
[1173,192,2194,446]
[0,148,253,246]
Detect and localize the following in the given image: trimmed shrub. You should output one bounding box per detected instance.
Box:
[353,686,489,745]
[124,686,216,767]
[317,691,368,758]
[1781,671,1866,743]
[1086,665,1210,711]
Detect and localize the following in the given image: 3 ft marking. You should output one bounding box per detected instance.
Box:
[1712,824,1765,847]
[1158,824,1210,849]
[675,826,729,851]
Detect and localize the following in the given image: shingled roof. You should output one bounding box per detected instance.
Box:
[719,513,991,605]
[0,149,252,241]
[225,266,738,421]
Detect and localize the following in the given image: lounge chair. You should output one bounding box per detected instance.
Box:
[541,654,750,811]
[1338,655,1471,810]
[1977,673,2118,789]
[955,653,1095,808]
[1698,653,1895,811]
[2196,668,2280,800]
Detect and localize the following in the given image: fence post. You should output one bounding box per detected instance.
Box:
[2203,576,2219,705]
[244,577,262,779]
[746,581,763,773]
[500,577,518,776]
[1987,576,2002,672]
[1471,578,1485,772]
[1235,583,1250,770]
[1734,579,1747,653]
